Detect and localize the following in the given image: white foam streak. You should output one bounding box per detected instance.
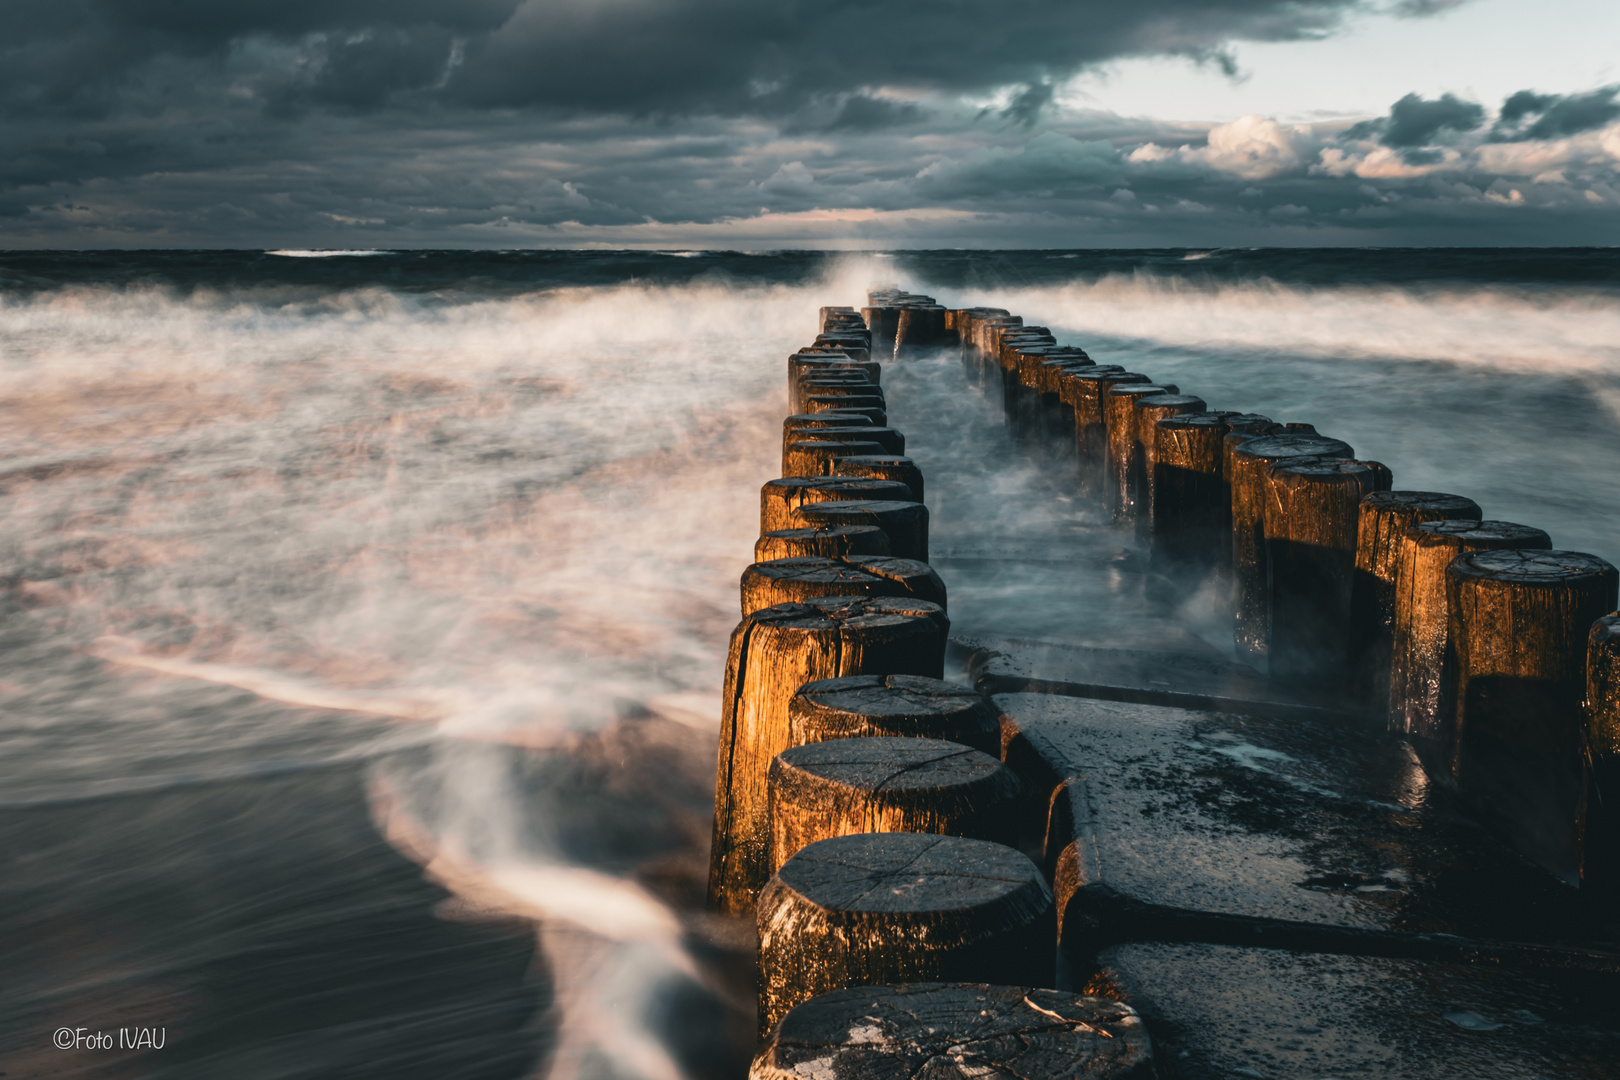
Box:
[954,274,1620,375]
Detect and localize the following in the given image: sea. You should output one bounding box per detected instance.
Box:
[1,248,1617,1079]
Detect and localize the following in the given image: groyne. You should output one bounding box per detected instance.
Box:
[714,291,1620,1079]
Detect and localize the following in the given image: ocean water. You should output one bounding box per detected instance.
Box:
[1,248,1617,1079]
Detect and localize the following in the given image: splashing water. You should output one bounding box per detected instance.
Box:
[3,249,1618,1077]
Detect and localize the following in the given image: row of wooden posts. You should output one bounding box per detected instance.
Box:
[713,289,1620,1067]
[954,302,1619,887]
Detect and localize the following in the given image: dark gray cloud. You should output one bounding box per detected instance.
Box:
[2,0,1357,121]
[1491,86,1620,141]
[1346,92,1485,148]
[0,1,1615,249]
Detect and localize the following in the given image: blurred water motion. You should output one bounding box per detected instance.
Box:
[1,248,1616,1077]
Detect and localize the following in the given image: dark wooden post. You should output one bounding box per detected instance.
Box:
[1148,411,1259,573]
[818,305,857,333]
[708,596,950,914]
[895,305,948,355]
[1062,369,1142,498]
[751,985,1154,1079]
[1262,459,1393,688]
[787,673,1002,756]
[1130,393,1205,535]
[756,832,1055,1031]
[767,736,1021,872]
[782,424,904,460]
[803,395,886,423]
[1584,613,1620,897]
[862,306,899,355]
[760,477,915,534]
[741,556,947,615]
[1389,520,1552,766]
[1228,433,1353,666]
[794,378,883,414]
[1350,491,1483,706]
[831,454,925,502]
[797,500,930,562]
[781,412,873,443]
[755,525,891,562]
[783,439,887,478]
[1034,352,1095,457]
[1447,549,1618,878]
[1103,383,1179,523]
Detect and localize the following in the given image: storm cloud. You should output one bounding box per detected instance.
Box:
[0,0,1618,247]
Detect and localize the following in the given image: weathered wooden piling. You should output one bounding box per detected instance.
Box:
[781,423,904,460]
[1262,458,1393,687]
[754,526,890,562]
[797,399,887,424]
[830,454,925,502]
[894,304,948,355]
[1129,393,1205,534]
[794,379,884,415]
[803,395,886,422]
[1103,384,1179,522]
[708,595,951,914]
[1446,549,1619,878]
[1350,491,1484,706]
[1390,520,1554,763]
[782,439,887,478]
[1228,433,1354,665]
[767,736,1021,872]
[756,832,1056,1030]
[861,306,900,354]
[740,556,946,615]
[787,673,1002,757]
[750,984,1154,1080]
[760,477,916,534]
[789,353,880,397]
[1063,368,1142,497]
[1148,411,1256,572]
[818,306,857,334]
[797,499,930,562]
[780,411,873,441]
[1585,613,1620,897]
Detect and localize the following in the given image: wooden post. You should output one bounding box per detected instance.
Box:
[1350,491,1483,706]
[1130,393,1205,535]
[787,673,1002,756]
[1034,352,1095,457]
[755,526,890,562]
[797,500,930,562]
[767,736,1021,872]
[1228,433,1353,666]
[781,412,873,441]
[794,378,883,414]
[751,984,1153,1079]
[783,439,887,478]
[792,371,874,412]
[1447,549,1619,879]
[814,332,872,359]
[1103,383,1179,523]
[1389,520,1552,766]
[760,477,916,534]
[789,354,880,399]
[781,424,904,460]
[1262,458,1393,688]
[708,596,950,914]
[756,832,1055,1031]
[741,556,947,615]
[831,454,925,502]
[818,306,857,334]
[895,305,948,355]
[861,307,899,355]
[1584,613,1620,898]
[803,395,886,423]
[1062,369,1143,498]
[1148,411,1262,574]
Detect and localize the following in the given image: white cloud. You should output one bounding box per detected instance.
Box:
[1128,115,1314,179]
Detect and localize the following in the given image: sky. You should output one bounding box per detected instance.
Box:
[2,0,1619,248]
